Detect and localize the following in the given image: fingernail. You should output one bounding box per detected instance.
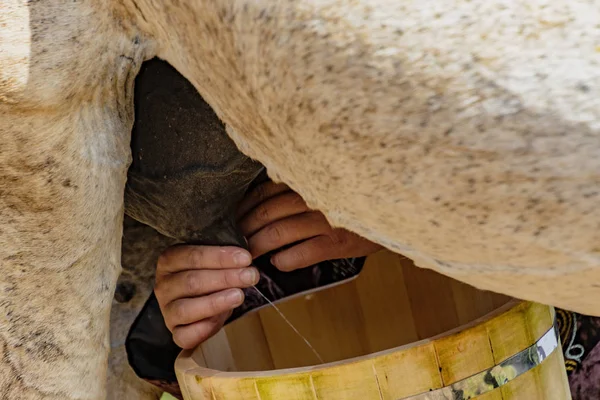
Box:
[226,289,243,305]
[240,268,259,285]
[234,251,252,266]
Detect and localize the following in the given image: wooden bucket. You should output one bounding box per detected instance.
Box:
[175,251,571,399]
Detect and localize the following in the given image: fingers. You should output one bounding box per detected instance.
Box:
[238,191,309,237]
[163,288,244,331]
[155,267,259,305]
[247,211,332,259]
[156,245,252,277]
[270,235,343,271]
[172,312,231,349]
[236,181,290,219]
[270,229,384,272]
[154,244,260,349]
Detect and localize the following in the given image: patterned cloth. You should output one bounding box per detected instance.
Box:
[556,310,600,399]
[229,256,364,323]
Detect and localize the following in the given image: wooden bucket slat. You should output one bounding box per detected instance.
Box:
[175,251,570,400]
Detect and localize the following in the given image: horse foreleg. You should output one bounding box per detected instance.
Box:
[0,103,134,399]
[0,1,152,397]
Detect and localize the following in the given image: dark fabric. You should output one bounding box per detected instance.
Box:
[126,293,180,383]
[125,58,263,247]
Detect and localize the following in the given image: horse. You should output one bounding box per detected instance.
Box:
[1,1,598,398]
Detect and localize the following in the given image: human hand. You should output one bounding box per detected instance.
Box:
[237,181,382,271]
[154,245,259,349]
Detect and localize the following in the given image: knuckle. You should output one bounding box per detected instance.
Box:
[266,224,283,242]
[208,295,221,315]
[171,301,188,324]
[256,203,270,222]
[223,270,238,288]
[153,281,165,300]
[255,183,268,202]
[188,247,204,267]
[156,252,169,271]
[185,272,201,294]
[217,250,229,268]
[295,248,308,265]
[165,321,176,334]
[330,231,348,247]
[163,312,176,331]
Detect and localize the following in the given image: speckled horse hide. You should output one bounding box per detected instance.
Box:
[1,1,599,399]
